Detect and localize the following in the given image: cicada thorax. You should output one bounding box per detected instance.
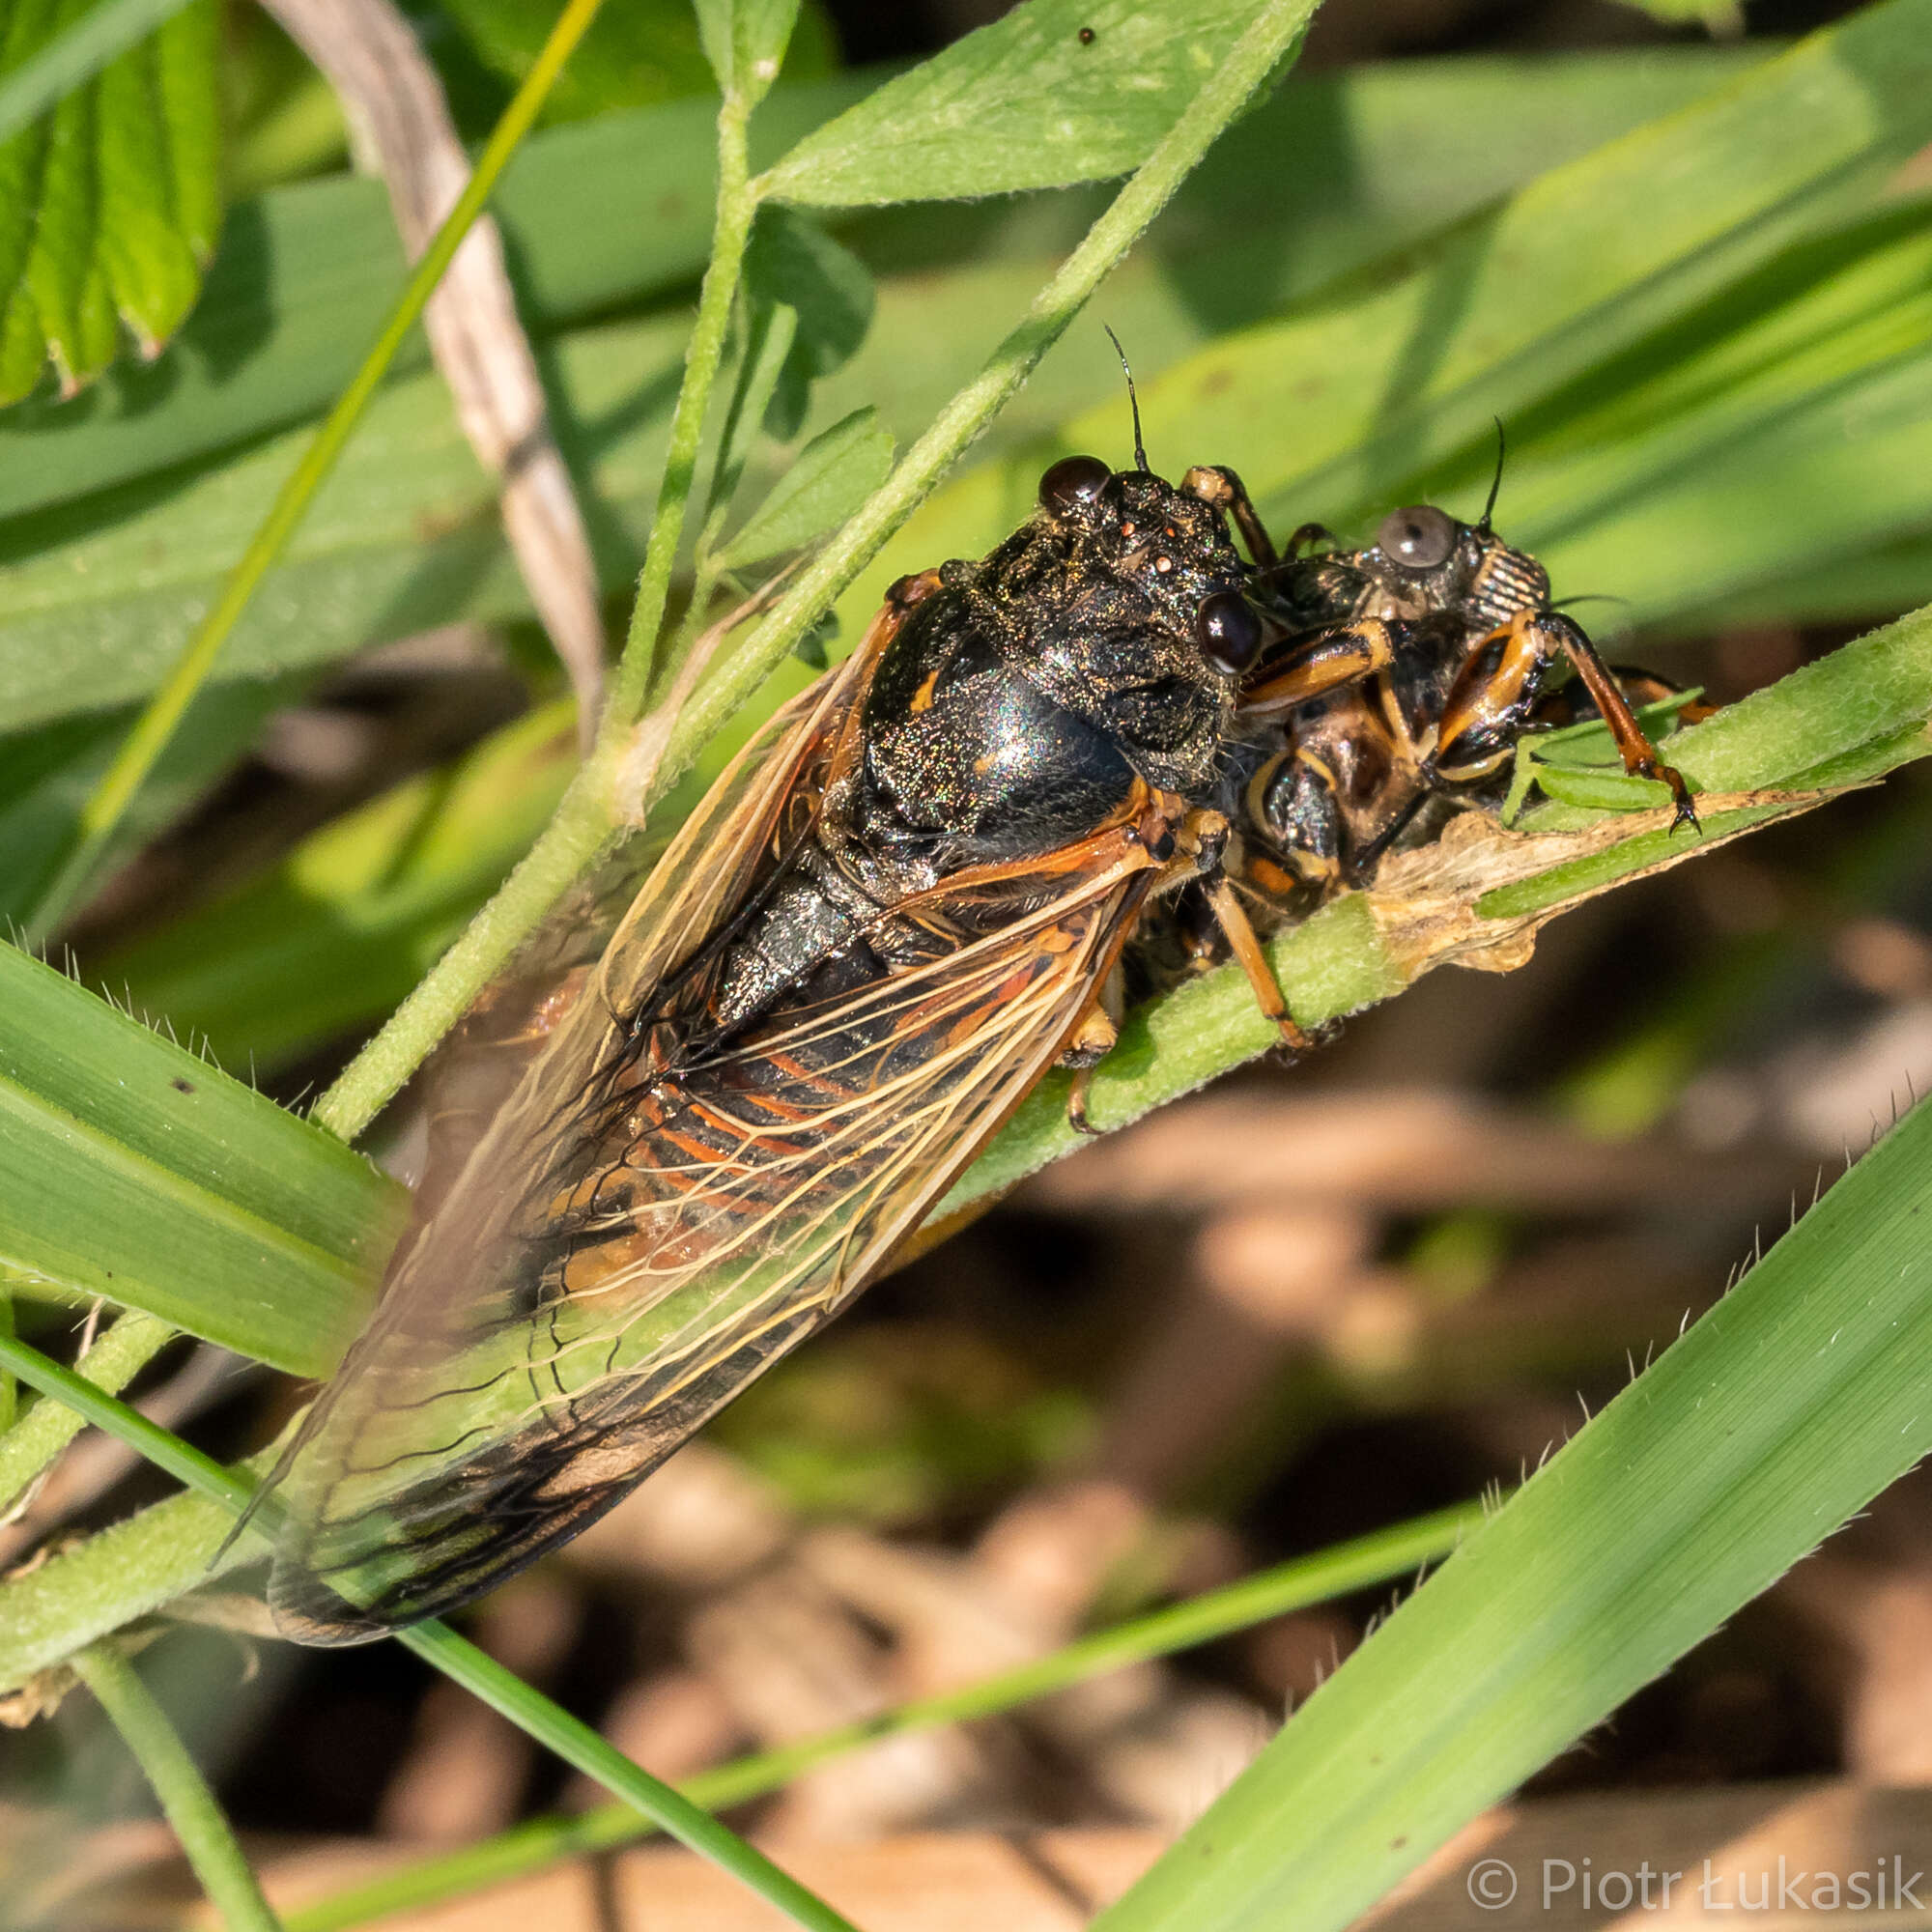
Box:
[265,455,1277,1643]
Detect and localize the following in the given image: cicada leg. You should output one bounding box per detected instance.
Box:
[1240,616,1401,718]
[1529,666,1719,730]
[1180,464,1280,569]
[1202,872,1315,1054]
[1436,611,1698,829]
[1061,967,1124,1136]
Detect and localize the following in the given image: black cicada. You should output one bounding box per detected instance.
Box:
[263,452,1300,1643]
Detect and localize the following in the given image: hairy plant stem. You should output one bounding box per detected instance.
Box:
[71,1640,285,1932]
[609,93,757,722]
[312,0,1318,1144]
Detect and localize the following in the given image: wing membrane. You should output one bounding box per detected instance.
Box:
[268,624,1158,1642]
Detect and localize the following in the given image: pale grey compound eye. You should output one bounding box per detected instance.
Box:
[1377,504,1457,570]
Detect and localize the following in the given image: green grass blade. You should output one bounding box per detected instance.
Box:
[0,1305,173,1511]
[396,1624,861,1932]
[1095,1090,1932,1932]
[91,700,582,1075]
[0,941,399,1376]
[287,1501,1484,1932]
[821,2,1932,650]
[69,1639,284,1932]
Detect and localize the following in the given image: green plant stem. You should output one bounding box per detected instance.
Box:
[70,1639,285,1932]
[287,1498,1481,1932]
[0,1333,857,1932]
[609,93,757,721]
[18,0,613,948]
[0,0,198,145]
[0,1307,175,1513]
[310,0,1317,1146]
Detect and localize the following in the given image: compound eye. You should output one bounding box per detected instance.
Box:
[1377,504,1457,570]
[1038,453,1113,515]
[1196,590,1264,676]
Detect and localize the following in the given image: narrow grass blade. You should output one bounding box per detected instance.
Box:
[70,1640,284,1932]
[1096,1090,1932,1932]
[287,1500,1485,1932]
[0,1306,173,1512]
[0,1335,861,1932]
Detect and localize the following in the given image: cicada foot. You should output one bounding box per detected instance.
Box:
[1065,1064,1103,1137]
[1653,762,1700,835]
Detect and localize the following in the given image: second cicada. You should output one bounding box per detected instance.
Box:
[264,451,1298,1643]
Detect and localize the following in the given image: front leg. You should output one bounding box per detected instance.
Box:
[1436,611,1698,827]
[1240,616,1403,718]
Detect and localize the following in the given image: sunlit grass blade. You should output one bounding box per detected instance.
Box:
[1096,1087,1932,1932]
[0,941,398,1376]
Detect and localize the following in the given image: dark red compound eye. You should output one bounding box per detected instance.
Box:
[1196,590,1264,675]
[1038,454,1113,515]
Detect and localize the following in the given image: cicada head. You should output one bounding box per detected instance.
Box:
[1357,503,1552,633]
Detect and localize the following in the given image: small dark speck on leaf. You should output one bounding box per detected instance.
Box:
[1078,25,1095,43]
[172,1076,195,1094]
[1391,1835,1407,1850]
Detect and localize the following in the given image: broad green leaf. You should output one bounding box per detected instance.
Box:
[818,4,1932,648]
[717,406,893,566]
[743,204,873,438]
[0,309,691,731]
[695,0,804,107]
[0,73,876,524]
[758,0,1297,207]
[1109,0,1932,529]
[0,55,1802,733]
[1098,1084,1932,1932]
[0,50,1757,528]
[0,0,218,405]
[0,941,399,1376]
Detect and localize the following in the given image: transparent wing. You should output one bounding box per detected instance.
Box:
[267,622,1161,1642]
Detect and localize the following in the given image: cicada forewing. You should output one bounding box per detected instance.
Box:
[265,609,1168,1642]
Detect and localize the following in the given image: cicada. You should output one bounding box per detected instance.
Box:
[264,451,1298,1643]
[1135,494,1708,985]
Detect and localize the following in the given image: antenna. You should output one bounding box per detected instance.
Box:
[1103,324,1149,472]
[1479,416,1506,532]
